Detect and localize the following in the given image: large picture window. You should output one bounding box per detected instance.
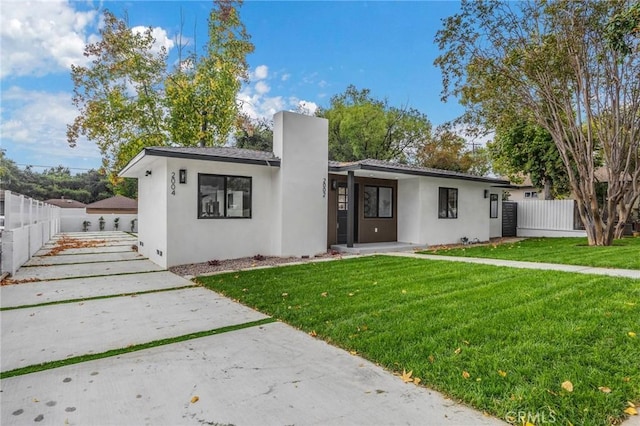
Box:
[198,174,251,219]
[490,194,499,218]
[364,186,393,218]
[438,187,458,219]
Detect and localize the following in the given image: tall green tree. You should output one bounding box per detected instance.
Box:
[416,126,490,175]
[165,0,254,146]
[316,85,432,163]
[68,1,254,186]
[0,154,114,203]
[435,0,640,245]
[488,120,569,200]
[234,115,273,151]
[67,11,168,180]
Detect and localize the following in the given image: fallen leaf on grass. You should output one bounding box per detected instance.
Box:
[462,371,470,379]
[561,380,574,392]
[401,370,413,383]
[321,292,327,297]
[629,331,637,338]
[413,377,421,385]
[624,406,638,416]
[349,350,358,356]
[623,377,630,382]
[498,370,507,377]
[428,355,435,364]
[454,347,461,355]
[598,386,611,393]
[190,396,199,404]
[309,330,317,337]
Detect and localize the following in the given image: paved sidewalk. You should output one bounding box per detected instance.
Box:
[387,252,640,279]
[1,233,505,425]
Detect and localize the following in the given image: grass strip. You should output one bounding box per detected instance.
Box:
[199,256,640,426]
[0,317,275,379]
[422,237,640,270]
[0,284,198,311]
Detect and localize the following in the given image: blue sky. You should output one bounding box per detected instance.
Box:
[1,0,468,173]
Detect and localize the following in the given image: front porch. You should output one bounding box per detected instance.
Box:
[330,241,427,255]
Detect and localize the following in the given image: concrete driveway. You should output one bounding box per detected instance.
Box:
[1,232,503,425]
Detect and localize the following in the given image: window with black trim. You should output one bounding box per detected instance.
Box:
[438,187,458,219]
[490,193,499,218]
[198,174,251,218]
[364,186,393,218]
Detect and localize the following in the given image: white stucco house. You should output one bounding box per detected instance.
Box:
[120,111,509,268]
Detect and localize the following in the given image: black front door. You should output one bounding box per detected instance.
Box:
[337,183,358,244]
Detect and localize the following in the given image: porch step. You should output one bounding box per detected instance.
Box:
[331,242,427,255]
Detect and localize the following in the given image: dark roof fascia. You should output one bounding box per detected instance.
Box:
[329,163,510,185]
[144,148,281,167]
[491,184,521,189]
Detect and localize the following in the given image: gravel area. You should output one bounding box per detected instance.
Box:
[168,238,524,278]
[168,252,340,277]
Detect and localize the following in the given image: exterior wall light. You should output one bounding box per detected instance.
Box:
[331,179,337,190]
[484,189,489,198]
[179,169,187,184]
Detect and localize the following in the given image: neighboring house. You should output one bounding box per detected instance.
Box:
[45,198,88,232]
[46,196,139,232]
[85,195,138,214]
[45,198,88,209]
[505,176,539,200]
[81,195,138,232]
[120,111,509,269]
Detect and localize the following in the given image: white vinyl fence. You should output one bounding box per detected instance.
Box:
[1,191,61,276]
[517,200,587,237]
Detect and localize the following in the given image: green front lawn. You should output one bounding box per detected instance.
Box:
[423,237,640,270]
[199,256,640,425]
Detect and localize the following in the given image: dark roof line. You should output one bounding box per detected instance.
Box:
[144,146,281,167]
[137,147,509,185]
[329,159,510,185]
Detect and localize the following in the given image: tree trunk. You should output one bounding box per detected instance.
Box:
[543,179,552,200]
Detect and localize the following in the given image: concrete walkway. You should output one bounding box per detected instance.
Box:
[386,252,640,279]
[1,233,503,425]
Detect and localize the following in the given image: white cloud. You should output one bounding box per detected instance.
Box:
[131,26,175,55]
[238,65,322,121]
[1,86,102,167]
[252,64,268,80]
[0,1,99,78]
[254,81,270,95]
[297,100,318,116]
